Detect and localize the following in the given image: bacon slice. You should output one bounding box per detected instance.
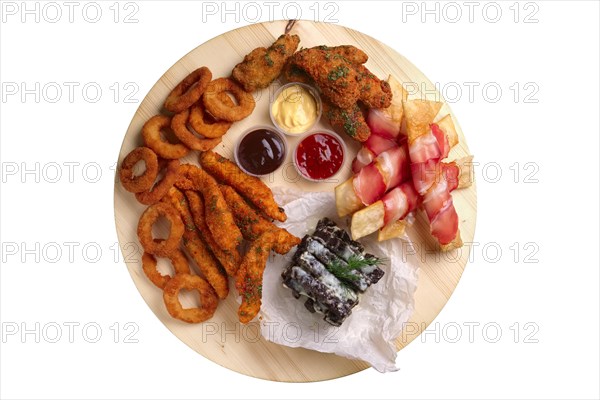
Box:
[409,131,441,164]
[352,147,376,174]
[431,123,450,159]
[365,75,407,139]
[378,145,410,189]
[365,132,398,155]
[428,197,459,246]
[353,163,386,205]
[367,108,400,139]
[351,182,419,240]
[352,75,408,173]
[411,158,438,195]
[382,182,419,225]
[351,144,411,206]
[352,133,399,173]
[442,163,460,192]
[404,99,463,250]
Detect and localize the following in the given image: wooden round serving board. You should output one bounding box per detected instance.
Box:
[114,20,477,382]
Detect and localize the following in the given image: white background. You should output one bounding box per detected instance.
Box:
[1,1,598,399]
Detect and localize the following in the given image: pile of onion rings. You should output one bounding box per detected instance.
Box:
[118,61,296,325]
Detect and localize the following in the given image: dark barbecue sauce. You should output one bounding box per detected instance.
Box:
[295,132,344,180]
[237,129,286,175]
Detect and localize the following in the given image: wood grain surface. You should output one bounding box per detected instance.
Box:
[114,20,477,382]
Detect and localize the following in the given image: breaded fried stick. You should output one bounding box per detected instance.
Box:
[198,151,287,222]
[236,230,278,324]
[220,185,300,254]
[185,190,241,277]
[177,164,242,251]
[232,34,300,92]
[163,187,229,299]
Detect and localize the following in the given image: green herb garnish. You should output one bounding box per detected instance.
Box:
[326,255,385,282]
[264,53,274,67]
[341,111,357,137]
[327,65,349,81]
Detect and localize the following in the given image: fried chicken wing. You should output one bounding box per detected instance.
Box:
[356,65,392,109]
[289,46,392,110]
[232,34,300,92]
[315,45,369,65]
[282,60,313,84]
[322,101,371,142]
[290,48,360,109]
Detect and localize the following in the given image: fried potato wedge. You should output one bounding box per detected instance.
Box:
[335,178,363,218]
[378,219,407,242]
[350,200,385,240]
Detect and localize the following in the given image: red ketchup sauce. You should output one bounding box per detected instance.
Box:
[295,132,344,180]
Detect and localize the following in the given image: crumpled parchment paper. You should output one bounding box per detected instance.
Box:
[257,188,419,372]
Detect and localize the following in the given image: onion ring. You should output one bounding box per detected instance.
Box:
[164,67,212,113]
[188,92,234,139]
[202,78,255,122]
[171,98,227,151]
[163,273,218,323]
[119,147,159,193]
[142,243,190,289]
[135,159,180,205]
[142,115,190,160]
[137,202,185,257]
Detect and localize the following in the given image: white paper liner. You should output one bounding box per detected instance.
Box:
[257,188,419,372]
